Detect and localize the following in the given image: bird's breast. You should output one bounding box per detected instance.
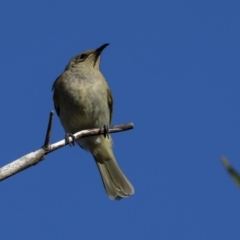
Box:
[57,74,110,135]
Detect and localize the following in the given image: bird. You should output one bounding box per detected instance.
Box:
[52,43,134,199]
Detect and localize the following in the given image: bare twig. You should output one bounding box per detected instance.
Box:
[221,156,240,187]
[43,111,54,150]
[0,111,134,182]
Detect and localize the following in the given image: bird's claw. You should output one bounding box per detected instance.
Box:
[101,124,110,139]
[65,133,76,146]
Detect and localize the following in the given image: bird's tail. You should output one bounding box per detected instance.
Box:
[92,143,134,200]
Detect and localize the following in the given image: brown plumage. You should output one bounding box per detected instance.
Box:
[52,44,134,199]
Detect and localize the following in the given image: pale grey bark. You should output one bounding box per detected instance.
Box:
[0,111,133,181]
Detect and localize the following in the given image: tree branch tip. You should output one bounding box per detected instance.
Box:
[43,110,55,149]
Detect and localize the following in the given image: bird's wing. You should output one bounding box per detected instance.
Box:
[52,76,61,116]
[107,88,113,124]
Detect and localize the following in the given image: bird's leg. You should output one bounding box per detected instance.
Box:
[101,124,110,139]
[65,133,76,146]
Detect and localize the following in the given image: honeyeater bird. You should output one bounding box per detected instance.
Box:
[52,43,134,199]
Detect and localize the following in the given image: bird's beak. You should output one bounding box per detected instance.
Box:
[94,43,109,66]
[95,43,109,55]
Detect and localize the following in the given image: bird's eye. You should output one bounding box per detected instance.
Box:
[77,54,87,61]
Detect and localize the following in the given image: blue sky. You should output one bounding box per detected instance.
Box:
[0,1,240,239]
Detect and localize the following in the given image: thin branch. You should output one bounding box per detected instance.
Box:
[43,111,54,150]
[221,156,240,187]
[0,111,134,182]
[47,122,134,154]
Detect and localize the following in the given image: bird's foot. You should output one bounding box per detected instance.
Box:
[101,124,110,139]
[65,133,76,146]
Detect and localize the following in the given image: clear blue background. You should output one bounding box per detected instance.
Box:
[0,1,239,239]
